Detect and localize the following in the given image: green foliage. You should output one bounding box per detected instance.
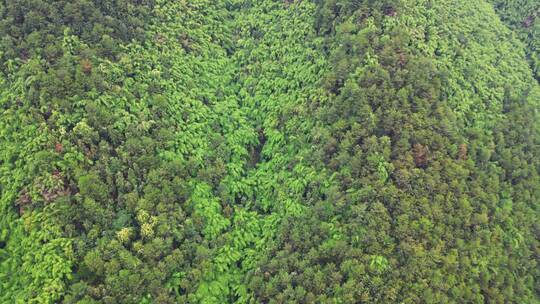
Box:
[0,0,538,303]
[489,0,540,81]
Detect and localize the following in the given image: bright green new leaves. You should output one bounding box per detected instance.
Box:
[190,183,229,240]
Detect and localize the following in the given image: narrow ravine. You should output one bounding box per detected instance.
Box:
[191,1,330,302]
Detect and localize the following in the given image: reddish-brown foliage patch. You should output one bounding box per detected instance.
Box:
[81,58,92,74]
[458,143,468,160]
[413,143,428,168]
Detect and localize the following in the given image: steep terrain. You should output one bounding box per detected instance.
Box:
[0,0,538,303]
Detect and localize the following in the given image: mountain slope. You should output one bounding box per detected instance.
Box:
[0,0,538,303]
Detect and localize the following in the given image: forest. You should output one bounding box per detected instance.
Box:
[0,0,538,303]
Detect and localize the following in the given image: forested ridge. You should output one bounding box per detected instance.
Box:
[0,0,538,303]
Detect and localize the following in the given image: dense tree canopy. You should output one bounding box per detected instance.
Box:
[0,0,538,303]
[489,0,540,81]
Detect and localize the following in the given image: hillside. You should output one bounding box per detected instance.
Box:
[0,0,538,303]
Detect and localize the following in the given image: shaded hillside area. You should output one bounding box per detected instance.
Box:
[489,0,540,81]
